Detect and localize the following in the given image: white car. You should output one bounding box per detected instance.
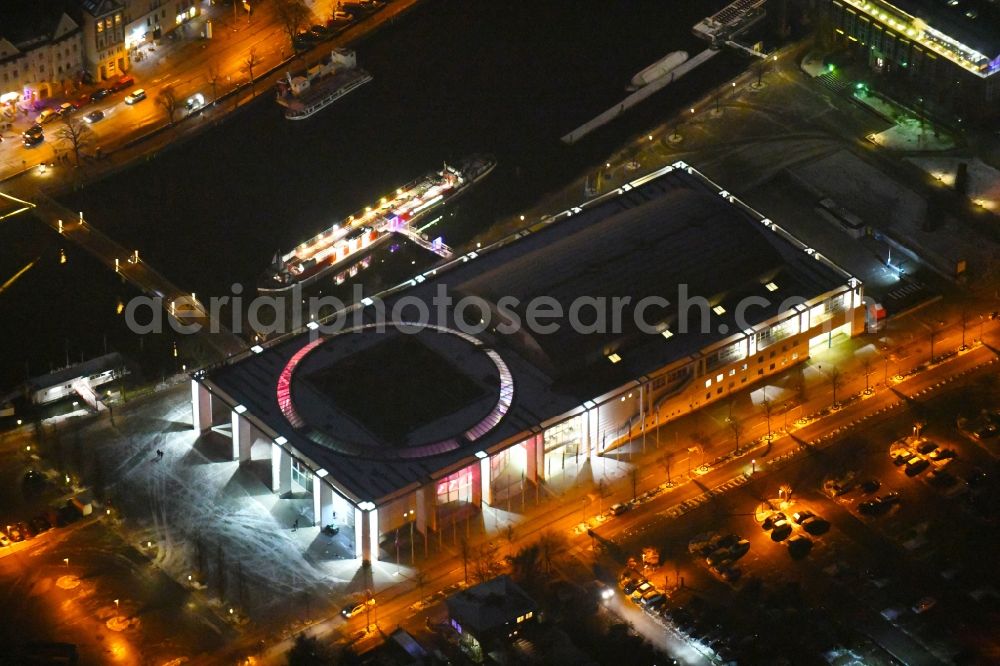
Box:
[124,89,146,105]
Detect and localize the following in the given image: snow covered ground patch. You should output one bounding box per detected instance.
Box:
[905,157,1000,213]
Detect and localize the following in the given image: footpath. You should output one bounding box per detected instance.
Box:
[0,0,424,195]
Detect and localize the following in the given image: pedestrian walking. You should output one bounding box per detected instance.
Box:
[292,518,299,531]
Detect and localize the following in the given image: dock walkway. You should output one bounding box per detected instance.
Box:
[561,49,719,145]
[8,184,245,359]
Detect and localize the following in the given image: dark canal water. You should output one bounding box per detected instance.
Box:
[1,0,747,389]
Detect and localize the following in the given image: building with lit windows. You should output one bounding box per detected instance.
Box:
[121,0,200,50]
[818,0,1000,116]
[0,4,83,103]
[446,575,538,656]
[78,0,129,82]
[190,162,864,562]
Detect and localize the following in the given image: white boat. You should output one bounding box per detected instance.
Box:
[259,156,496,293]
[627,51,689,90]
[276,48,372,120]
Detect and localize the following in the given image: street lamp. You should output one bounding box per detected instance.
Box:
[751,459,756,474]
[406,509,416,564]
[63,558,69,567]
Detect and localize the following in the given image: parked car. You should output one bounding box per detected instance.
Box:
[309,24,335,40]
[644,594,667,611]
[124,88,146,104]
[630,581,655,602]
[729,539,750,558]
[715,533,740,550]
[706,549,732,567]
[792,510,815,525]
[295,29,322,44]
[892,452,911,466]
[622,578,645,595]
[912,596,936,614]
[0,531,9,547]
[293,35,315,52]
[23,133,44,147]
[17,521,35,539]
[90,87,111,102]
[71,94,90,109]
[928,448,956,462]
[6,525,23,542]
[331,9,354,22]
[84,110,105,123]
[610,502,631,516]
[916,440,938,455]
[109,75,134,92]
[771,520,792,540]
[56,102,74,116]
[905,458,930,476]
[762,512,785,530]
[36,108,59,124]
[802,516,830,535]
[185,93,205,111]
[860,479,881,493]
[341,598,374,618]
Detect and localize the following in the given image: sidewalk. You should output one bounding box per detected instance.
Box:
[0,0,424,191]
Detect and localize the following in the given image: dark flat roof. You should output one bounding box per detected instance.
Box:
[887,0,1000,57]
[206,164,851,504]
[446,575,537,635]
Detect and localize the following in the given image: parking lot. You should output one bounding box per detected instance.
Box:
[598,367,999,664]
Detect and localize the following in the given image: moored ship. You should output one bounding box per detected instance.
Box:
[259,156,496,294]
[276,48,372,120]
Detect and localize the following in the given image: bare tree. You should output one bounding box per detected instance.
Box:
[473,542,501,583]
[829,366,842,408]
[630,467,639,501]
[659,451,674,484]
[55,117,95,166]
[729,416,744,455]
[510,544,542,587]
[243,47,262,95]
[275,0,310,50]
[458,536,471,583]
[537,530,566,575]
[753,58,768,87]
[862,358,873,394]
[206,60,222,105]
[156,85,181,125]
[762,397,774,440]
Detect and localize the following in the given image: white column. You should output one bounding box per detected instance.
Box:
[369,508,379,562]
[270,442,291,494]
[312,475,322,527]
[480,456,492,506]
[190,380,212,432]
[356,508,377,562]
[232,412,254,462]
[319,482,336,527]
